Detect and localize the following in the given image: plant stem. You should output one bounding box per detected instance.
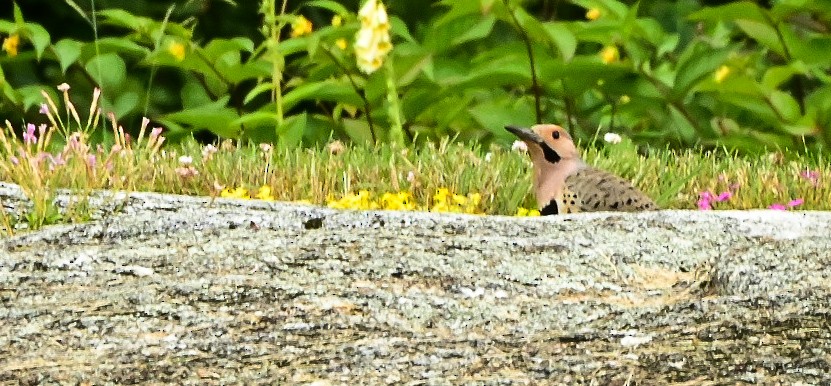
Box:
[504,0,543,124]
[385,59,405,146]
[321,46,376,144]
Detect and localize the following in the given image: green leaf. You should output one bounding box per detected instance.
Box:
[231,111,280,128]
[450,14,495,46]
[305,0,351,16]
[243,83,275,106]
[342,118,374,145]
[277,113,307,147]
[392,44,432,87]
[98,9,151,32]
[282,80,363,111]
[162,96,241,138]
[720,93,779,123]
[204,38,254,59]
[768,90,801,123]
[85,53,127,90]
[569,0,629,19]
[468,97,536,137]
[390,16,416,43]
[688,2,768,24]
[668,105,697,143]
[24,23,50,59]
[673,43,731,97]
[89,37,151,58]
[13,2,24,25]
[181,79,214,109]
[63,0,93,26]
[734,19,785,57]
[16,85,44,111]
[541,22,577,61]
[113,91,140,118]
[53,39,83,73]
[761,65,798,91]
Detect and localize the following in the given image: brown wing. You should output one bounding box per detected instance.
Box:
[564,167,657,212]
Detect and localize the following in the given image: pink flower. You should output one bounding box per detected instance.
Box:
[697,191,714,210]
[23,123,37,145]
[715,191,732,202]
[202,144,217,160]
[87,154,97,167]
[175,166,199,178]
[800,170,820,187]
[39,103,49,115]
[768,198,804,210]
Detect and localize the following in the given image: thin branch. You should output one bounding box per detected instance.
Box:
[503,0,542,124]
[321,46,377,144]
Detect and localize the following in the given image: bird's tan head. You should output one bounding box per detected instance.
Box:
[505,124,579,163]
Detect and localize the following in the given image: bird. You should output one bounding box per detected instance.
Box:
[506,124,657,215]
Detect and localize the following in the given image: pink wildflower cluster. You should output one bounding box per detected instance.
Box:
[800,169,820,187]
[697,190,732,210]
[768,199,804,211]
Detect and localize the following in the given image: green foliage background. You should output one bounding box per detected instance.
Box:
[1,0,830,153]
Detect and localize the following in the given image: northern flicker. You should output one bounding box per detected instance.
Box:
[506,124,657,215]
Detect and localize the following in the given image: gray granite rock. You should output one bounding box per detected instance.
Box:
[1,182,830,384]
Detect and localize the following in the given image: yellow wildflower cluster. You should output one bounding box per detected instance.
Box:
[220,185,275,200]
[354,0,392,74]
[332,16,348,50]
[292,15,313,38]
[430,188,482,214]
[221,186,537,217]
[2,34,20,57]
[327,188,483,214]
[327,190,379,210]
[515,207,541,217]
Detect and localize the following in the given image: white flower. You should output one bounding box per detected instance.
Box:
[354,0,392,74]
[604,132,622,144]
[406,171,415,182]
[178,155,193,165]
[484,152,493,162]
[202,144,218,160]
[511,140,528,152]
[259,143,273,152]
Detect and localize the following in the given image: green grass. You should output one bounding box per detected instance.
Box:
[0,88,827,233]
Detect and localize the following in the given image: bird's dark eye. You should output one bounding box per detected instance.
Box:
[552,131,560,140]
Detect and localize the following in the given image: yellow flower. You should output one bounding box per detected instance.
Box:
[714,65,730,83]
[515,207,541,217]
[600,46,619,64]
[168,41,186,61]
[381,191,416,211]
[354,0,392,74]
[332,15,343,27]
[221,187,251,199]
[586,8,601,20]
[2,34,20,57]
[336,38,348,50]
[255,185,274,201]
[291,15,313,38]
[327,190,379,210]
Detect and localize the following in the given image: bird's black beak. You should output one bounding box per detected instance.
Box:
[505,125,544,144]
[505,125,562,163]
